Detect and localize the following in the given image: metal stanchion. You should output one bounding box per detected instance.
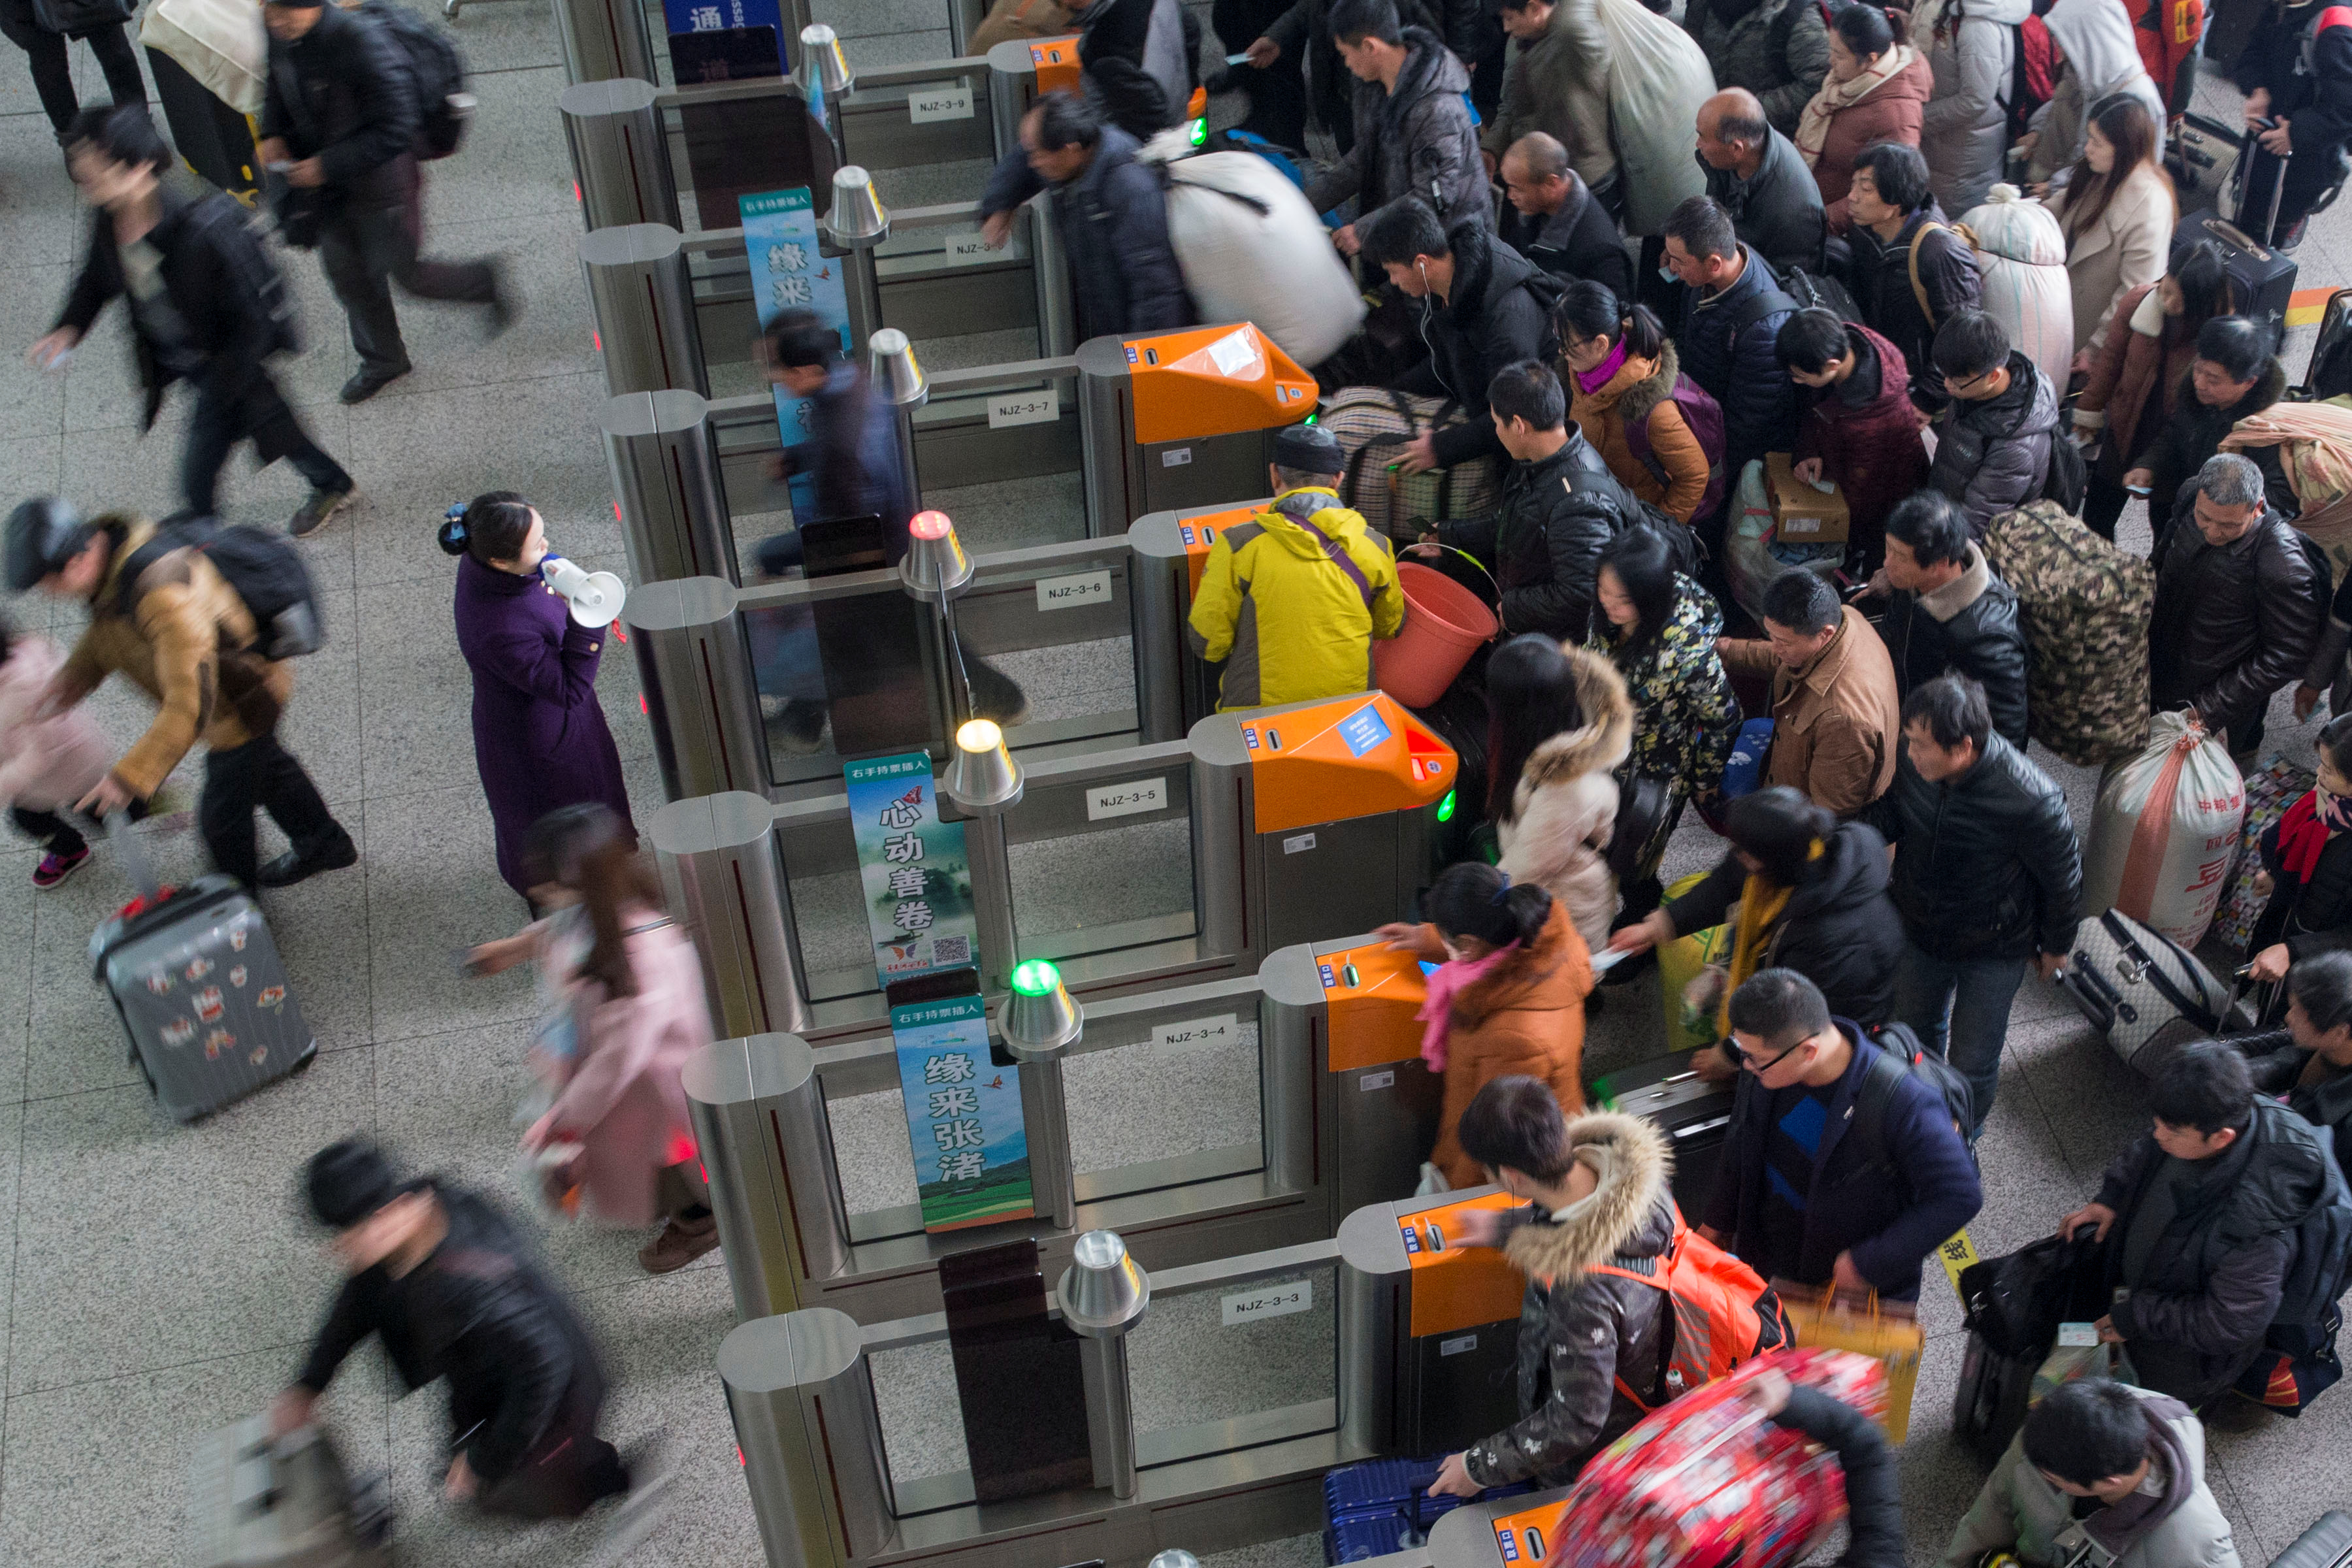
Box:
[798,24,853,170]
[602,389,734,585]
[1058,1231,1149,1500]
[869,328,928,512]
[580,223,709,397]
[683,1032,849,1320]
[551,0,654,84]
[719,1310,895,1568]
[560,78,679,231]
[649,792,809,1038]
[624,580,769,800]
[821,165,889,358]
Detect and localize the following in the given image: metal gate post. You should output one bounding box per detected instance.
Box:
[551,0,654,84]
[719,1311,894,1568]
[821,165,890,357]
[580,223,710,397]
[560,78,679,231]
[650,792,811,1038]
[602,389,736,585]
[684,1032,850,1321]
[623,578,769,800]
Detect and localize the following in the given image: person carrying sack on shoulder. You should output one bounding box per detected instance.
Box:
[1187,423,1407,710]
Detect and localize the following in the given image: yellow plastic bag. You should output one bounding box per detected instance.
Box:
[1778,1284,1926,1443]
[1656,871,1731,1054]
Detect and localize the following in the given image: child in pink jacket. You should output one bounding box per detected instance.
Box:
[517,806,719,1274]
[0,612,115,889]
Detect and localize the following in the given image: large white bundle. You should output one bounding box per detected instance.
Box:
[1140,136,1365,368]
[1959,185,2074,395]
[1590,0,1714,237]
[140,0,267,114]
[2082,711,2246,949]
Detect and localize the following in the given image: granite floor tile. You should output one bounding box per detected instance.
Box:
[7,1047,374,1394]
[0,263,67,441]
[0,1100,20,1395]
[346,206,599,399]
[428,0,566,71]
[360,780,542,1041]
[416,64,576,231]
[0,112,81,267]
[0,841,34,1101]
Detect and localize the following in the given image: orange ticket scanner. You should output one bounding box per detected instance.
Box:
[1079,323,1318,534]
[1337,1192,1529,1456]
[1189,691,1458,962]
[1426,1490,1575,1568]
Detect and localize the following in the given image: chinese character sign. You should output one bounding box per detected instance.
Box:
[661,0,785,72]
[843,751,981,984]
[739,188,853,517]
[890,994,1035,1231]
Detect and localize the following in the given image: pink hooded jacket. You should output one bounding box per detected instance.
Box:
[546,909,713,1228]
[0,634,112,815]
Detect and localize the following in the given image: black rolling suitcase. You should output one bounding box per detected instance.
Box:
[1950,1230,2108,1460]
[148,46,260,200]
[2272,1513,2352,1568]
[2173,135,2296,343]
[1593,1052,1734,1221]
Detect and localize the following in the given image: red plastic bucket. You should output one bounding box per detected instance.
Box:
[1374,562,1499,708]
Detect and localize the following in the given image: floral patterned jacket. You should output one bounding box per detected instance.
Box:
[1589,572,1742,803]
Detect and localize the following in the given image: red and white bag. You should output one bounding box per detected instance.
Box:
[2082,711,2246,949]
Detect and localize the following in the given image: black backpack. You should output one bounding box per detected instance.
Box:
[183,195,301,361]
[1852,1021,1978,1152]
[2041,419,2088,514]
[115,517,325,661]
[356,0,474,160]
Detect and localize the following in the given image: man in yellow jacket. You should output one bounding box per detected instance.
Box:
[1187,424,1407,710]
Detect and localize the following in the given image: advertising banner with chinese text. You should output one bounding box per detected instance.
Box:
[890,994,1035,1231]
[844,751,981,983]
[661,0,785,78]
[740,188,853,519]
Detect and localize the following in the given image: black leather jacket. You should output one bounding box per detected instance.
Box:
[1865,733,2082,962]
[2149,497,2323,743]
[1439,432,1644,644]
[294,1184,607,1487]
[1880,544,2030,748]
[1400,221,1560,470]
[261,1,419,210]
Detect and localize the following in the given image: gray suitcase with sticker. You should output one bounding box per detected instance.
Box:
[90,840,316,1120]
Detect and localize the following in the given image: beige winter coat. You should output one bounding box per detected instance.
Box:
[2044,162,2175,357]
[1497,645,1636,951]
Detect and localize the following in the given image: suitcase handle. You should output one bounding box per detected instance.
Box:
[1674,1115,1731,1140]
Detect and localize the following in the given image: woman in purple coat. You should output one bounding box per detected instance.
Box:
[440,493,634,906]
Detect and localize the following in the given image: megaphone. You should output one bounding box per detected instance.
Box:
[540,555,627,628]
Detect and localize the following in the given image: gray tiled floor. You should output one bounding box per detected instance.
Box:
[0,2,2347,1564]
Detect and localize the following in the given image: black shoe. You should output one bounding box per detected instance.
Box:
[340,365,410,404]
[256,838,359,888]
[484,263,521,338]
[289,483,355,538]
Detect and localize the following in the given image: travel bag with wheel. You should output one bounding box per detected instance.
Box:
[189,1414,391,1568]
[2212,757,2317,954]
[1950,1229,2107,1461]
[2269,1512,2352,1568]
[2306,288,2352,399]
[1320,386,1501,542]
[1982,500,2154,768]
[1593,1051,1734,1221]
[2059,906,2239,1074]
[90,820,316,1122]
[2172,134,2296,343]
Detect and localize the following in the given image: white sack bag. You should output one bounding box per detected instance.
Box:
[141,0,269,116]
[1141,133,1365,369]
[1961,186,2075,397]
[1590,0,1714,237]
[2082,710,2246,949]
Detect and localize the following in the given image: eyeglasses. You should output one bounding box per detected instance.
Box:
[1728,1036,1803,1073]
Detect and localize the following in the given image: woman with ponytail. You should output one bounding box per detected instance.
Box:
[1377,862,1593,1188]
[1607,787,1901,1077]
[1558,282,1723,527]
[443,493,634,906]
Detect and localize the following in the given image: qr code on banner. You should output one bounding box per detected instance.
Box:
[931,936,971,966]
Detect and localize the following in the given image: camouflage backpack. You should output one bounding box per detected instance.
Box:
[1983,502,2155,767]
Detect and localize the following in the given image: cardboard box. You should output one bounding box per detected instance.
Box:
[1767,451,1850,545]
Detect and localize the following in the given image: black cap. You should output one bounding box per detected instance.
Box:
[4,497,89,593]
[306,1138,400,1228]
[1272,422,1343,478]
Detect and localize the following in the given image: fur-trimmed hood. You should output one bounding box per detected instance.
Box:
[1607,340,1684,430]
[1515,644,1635,791]
[1503,1111,1674,1284]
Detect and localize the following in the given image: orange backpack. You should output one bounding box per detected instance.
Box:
[1587,1217,1795,1411]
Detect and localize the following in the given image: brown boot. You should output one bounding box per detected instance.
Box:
[638,1213,720,1274]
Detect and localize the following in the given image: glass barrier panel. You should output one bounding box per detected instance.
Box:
[870,1339,970,1488]
[911,382,1086,550]
[1064,1014,1262,1188]
[954,551,1136,743]
[774,806,890,1006]
[1129,1264,1338,1446]
[742,584,949,789]
[825,1072,919,1230]
[1002,763,1194,964]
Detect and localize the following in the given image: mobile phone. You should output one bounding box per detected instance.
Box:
[266,160,295,175]
[1224,50,1252,64]
[2125,482,2152,498]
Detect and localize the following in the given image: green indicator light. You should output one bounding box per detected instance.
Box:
[1436,788,1456,823]
[1011,959,1061,996]
[1188,117,1207,146]
[1303,413,1317,425]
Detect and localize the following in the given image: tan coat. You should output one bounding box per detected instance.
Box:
[2044,162,2175,357]
[1398,904,1593,1190]
[57,516,291,800]
[1721,605,1900,815]
[1569,342,1712,523]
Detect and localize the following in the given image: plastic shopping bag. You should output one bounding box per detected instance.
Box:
[1590,0,1714,236]
[1777,1284,1925,1442]
[2031,1328,2137,1403]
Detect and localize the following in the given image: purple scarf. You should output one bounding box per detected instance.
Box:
[1574,339,1631,396]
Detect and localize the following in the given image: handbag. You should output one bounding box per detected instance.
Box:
[31,0,135,35]
[1775,1281,1925,1443]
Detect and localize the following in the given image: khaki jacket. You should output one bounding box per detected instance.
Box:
[58,517,291,800]
[1722,605,1900,815]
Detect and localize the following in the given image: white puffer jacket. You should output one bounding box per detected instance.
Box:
[1497,645,1636,951]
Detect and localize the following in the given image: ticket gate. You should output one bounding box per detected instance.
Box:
[1077,327,1316,538]
[651,693,1454,1037]
[1127,500,1291,737]
[717,1194,1528,1568]
[1426,1491,1580,1568]
[684,927,1452,1324]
